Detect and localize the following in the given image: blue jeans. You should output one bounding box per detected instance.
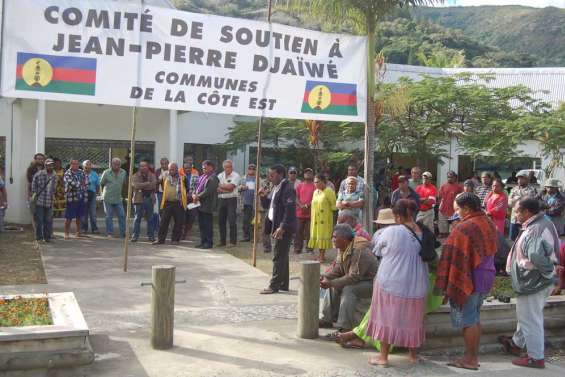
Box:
[34,205,53,241]
[0,207,5,232]
[132,196,155,240]
[81,191,98,233]
[104,201,126,237]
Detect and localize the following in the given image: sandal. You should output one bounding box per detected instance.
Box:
[447,360,479,371]
[323,331,341,342]
[498,335,523,356]
[368,355,389,368]
[342,339,365,349]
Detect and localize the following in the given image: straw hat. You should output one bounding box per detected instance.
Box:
[374,208,395,225]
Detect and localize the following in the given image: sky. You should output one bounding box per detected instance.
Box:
[440,0,565,7]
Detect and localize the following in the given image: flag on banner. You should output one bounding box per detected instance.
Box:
[301,81,358,116]
[16,53,97,96]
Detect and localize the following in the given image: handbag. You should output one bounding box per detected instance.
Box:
[403,222,439,263]
[31,176,54,213]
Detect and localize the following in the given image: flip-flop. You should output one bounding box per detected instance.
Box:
[323,331,341,342]
[342,340,365,349]
[447,360,479,371]
[368,356,389,368]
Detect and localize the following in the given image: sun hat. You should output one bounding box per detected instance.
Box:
[544,178,561,188]
[45,158,54,165]
[374,208,395,225]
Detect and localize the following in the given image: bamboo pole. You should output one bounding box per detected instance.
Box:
[251,0,273,268]
[123,106,137,272]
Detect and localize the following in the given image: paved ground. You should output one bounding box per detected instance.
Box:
[1,222,565,377]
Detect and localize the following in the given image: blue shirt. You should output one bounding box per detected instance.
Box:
[87,171,100,193]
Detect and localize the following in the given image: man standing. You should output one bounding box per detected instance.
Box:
[475,172,493,207]
[294,168,315,254]
[390,175,420,209]
[287,166,301,189]
[438,171,463,237]
[193,160,219,249]
[260,164,297,294]
[180,155,199,240]
[31,159,57,242]
[408,166,422,190]
[217,160,241,247]
[131,160,157,242]
[436,193,497,371]
[63,159,88,239]
[154,162,187,245]
[540,179,564,236]
[26,153,45,199]
[508,172,538,241]
[338,164,365,195]
[100,158,127,238]
[0,172,7,232]
[240,163,257,242]
[499,198,560,369]
[155,157,169,209]
[81,160,100,234]
[415,171,437,232]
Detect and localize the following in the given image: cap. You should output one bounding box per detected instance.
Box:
[373,208,395,225]
[422,171,432,179]
[463,179,475,189]
[398,175,408,182]
[303,168,313,173]
[447,170,457,177]
[481,171,492,178]
[544,178,561,188]
[247,163,256,168]
[516,171,528,178]
[45,158,54,165]
[288,166,298,173]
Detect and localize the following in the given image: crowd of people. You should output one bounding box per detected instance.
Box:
[5,154,565,369]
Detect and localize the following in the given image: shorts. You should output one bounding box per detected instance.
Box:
[450,292,487,329]
[65,201,86,220]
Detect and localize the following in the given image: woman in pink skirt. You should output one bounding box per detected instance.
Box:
[367,199,429,367]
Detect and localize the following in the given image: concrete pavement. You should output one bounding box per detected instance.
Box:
[1,225,565,376]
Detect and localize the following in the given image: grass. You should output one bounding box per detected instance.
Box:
[491,275,515,298]
[0,225,47,285]
[0,296,53,327]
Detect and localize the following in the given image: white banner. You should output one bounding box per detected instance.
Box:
[0,0,367,122]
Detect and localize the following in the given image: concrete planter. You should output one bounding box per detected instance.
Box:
[424,295,565,350]
[0,292,94,371]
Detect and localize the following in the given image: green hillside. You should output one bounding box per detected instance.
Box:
[413,5,565,67]
[173,1,559,68]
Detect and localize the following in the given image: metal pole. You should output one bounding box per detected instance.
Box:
[251,0,273,268]
[123,107,137,272]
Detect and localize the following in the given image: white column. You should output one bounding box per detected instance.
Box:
[169,109,179,163]
[35,100,46,153]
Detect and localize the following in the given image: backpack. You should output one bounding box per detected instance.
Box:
[404,221,439,263]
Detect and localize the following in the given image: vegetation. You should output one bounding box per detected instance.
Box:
[413,5,565,67]
[0,296,52,327]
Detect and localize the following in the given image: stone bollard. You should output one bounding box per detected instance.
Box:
[141,265,177,350]
[297,261,320,339]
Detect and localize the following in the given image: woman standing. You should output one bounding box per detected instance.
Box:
[308,174,337,263]
[366,199,429,367]
[52,158,66,218]
[336,177,364,221]
[484,179,508,234]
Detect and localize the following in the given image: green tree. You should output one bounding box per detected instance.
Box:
[283,0,442,229]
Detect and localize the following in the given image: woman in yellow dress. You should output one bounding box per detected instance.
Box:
[308,174,337,262]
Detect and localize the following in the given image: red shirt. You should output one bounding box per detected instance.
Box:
[295,181,316,219]
[415,183,437,212]
[559,242,565,289]
[439,182,463,216]
[391,173,400,191]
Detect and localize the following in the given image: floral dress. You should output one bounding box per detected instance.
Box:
[53,168,66,217]
[308,187,337,250]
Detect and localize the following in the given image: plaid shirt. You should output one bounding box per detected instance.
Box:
[31,170,57,208]
[64,169,88,203]
[475,184,492,207]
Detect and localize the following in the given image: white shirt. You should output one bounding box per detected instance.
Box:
[217,171,241,199]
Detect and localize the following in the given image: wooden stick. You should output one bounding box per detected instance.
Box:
[123,106,137,272]
[150,265,175,349]
[297,261,320,339]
